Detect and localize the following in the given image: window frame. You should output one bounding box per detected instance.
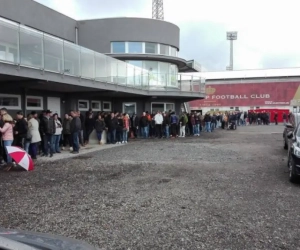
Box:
[0,94,21,110]
[91,100,101,111]
[103,101,112,112]
[111,42,126,53]
[122,102,137,115]
[26,95,43,110]
[78,99,89,111]
[151,102,175,113]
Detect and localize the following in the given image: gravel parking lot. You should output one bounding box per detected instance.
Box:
[1,125,299,249]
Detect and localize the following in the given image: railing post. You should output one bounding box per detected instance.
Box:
[17,25,21,66]
[79,47,81,77]
[62,40,65,75]
[42,33,45,70]
[93,51,96,80]
[190,75,193,92]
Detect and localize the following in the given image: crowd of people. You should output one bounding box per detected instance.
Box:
[0,107,295,171]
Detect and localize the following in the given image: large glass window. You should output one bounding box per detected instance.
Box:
[0,94,21,109]
[123,103,137,116]
[19,26,43,68]
[26,96,43,110]
[160,44,169,55]
[111,42,125,53]
[0,19,19,64]
[170,47,177,57]
[127,60,143,68]
[44,35,63,73]
[128,42,143,53]
[145,42,157,54]
[144,61,158,72]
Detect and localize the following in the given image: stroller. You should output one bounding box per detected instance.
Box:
[228,121,237,130]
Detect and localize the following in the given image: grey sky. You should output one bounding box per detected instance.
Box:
[35,0,300,71]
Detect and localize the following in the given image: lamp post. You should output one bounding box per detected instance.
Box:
[226,31,237,71]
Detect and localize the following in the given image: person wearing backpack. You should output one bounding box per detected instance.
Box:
[170,112,178,138]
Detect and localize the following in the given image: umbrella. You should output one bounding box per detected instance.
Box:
[6,146,34,171]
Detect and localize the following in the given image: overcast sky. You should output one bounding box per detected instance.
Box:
[35,0,300,71]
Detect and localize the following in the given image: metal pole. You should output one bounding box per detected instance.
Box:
[230,40,233,70]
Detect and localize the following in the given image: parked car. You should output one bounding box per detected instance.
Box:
[283,123,294,150]
[287,122,300,182]
[0,227,100,250]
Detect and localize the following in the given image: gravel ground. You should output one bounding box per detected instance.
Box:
[1,125,299,249]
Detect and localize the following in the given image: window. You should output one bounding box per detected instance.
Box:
[26,96,43,110]
[123,103,137,116]
[0,94,21,110]
[127,60,143,68]
[230,107,234,110]
[145,42,157,54]
[128,42,143,53]
[78,100,89,111]
[111,42,125,53]
[103,101,112,112]
[160,44,169,55]
[166,103,174,112]
[170,47,177,57]
[91,101,101,111]
[144,61,158,72]
[151,103,175,113]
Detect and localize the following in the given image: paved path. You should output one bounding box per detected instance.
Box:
[1,125,299,250]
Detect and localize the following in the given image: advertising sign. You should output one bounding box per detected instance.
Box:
[189,81,300,108]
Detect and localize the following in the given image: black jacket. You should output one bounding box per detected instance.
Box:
[94,119,106,132]
[140,116,148,127]
[131,115,139,128]
[85,117,95,131]
[40,116,56,135]
[107,117,118,131]
[70,117,81,133]
[80,113,85,130]
[15,118,28,138]
[204,114,212,122]
[163,116,170,126]
[63,118,72,135]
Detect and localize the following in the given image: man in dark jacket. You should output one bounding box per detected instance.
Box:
[70,111,81,154]
[15,111,28,149]
[162,112,170,138]
[130,113,139,139]
[78,111,85,147]
[107,113,118,144]
[40,110,56,157]
[139,112,148,139]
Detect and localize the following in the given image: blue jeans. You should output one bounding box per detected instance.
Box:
[24,141,30,153]
[205,122,211,132]
[107,129,116,144]
[165,125,170,138]
[43,134,54,155]
[96,131,102,141]
[122,130,128,142]
[72,132,79,153]
[211,122,215,131]
[146,125,150,138]
[195,124,200,135]
[53,134,61,152]
[192,125,196,135]
[141,126,148,139]
[3,140,13,163]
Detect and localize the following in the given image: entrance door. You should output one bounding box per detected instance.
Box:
[47,97,61,117]
[123,103,137,116]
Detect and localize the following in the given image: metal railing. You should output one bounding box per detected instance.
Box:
[0,17,205,93]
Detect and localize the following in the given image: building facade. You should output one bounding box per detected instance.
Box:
[188,68,300,113]
[0,0,205,117]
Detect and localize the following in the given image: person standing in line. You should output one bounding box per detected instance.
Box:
[94,114,106,145]
[154,111,163,139]
[62,114,73,152]
[139,112,148,139]
[130,113,139,139]
[78,110,85,147]
[274,112,278,125]
[53,113,62,153]
[179,112,188,137]
[84,111,95,145]
[122,114,130,144]
[70,110,81,154]
[0,114,14,171]
[14,111,28,148]
[27,113,41,160]
[162,112,170,138]
[170,112,178,138]
[40,110,56,157]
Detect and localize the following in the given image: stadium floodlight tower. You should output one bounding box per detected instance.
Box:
[226,31,237,71]
[152,0,164,20]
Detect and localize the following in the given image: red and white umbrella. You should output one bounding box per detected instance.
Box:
[6,146,34,171]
